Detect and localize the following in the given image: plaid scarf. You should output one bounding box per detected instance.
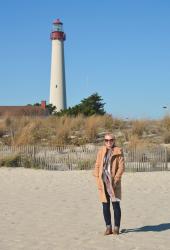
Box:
[102,149,115,201]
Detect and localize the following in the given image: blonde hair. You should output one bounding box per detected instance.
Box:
[104,132,115,139]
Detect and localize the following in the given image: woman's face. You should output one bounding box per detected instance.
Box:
[104,135,115,149]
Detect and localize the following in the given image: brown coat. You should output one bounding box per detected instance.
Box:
[93,146,125,203]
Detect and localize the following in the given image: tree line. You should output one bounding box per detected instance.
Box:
[32,92,106,116]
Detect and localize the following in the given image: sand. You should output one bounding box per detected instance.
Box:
[0,167,170,250]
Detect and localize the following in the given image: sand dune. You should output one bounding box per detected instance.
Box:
[0,167,170,250]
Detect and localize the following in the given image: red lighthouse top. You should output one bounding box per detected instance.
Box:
[53,18,63,25]
[50,18,66,41]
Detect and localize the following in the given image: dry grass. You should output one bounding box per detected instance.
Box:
[161,115,170,131]
[15,118,44,145]
[84,116,101,141]
[0,114,169,147]
[0,120,6,137]
[127,135,153,149]
[131,120,149,137]
[163,132,170,144]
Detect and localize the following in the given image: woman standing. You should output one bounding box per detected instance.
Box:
[93,133,125,235]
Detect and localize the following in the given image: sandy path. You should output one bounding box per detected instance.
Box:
[0,168,170,250]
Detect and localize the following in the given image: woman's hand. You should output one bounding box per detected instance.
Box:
[113,177,119,187]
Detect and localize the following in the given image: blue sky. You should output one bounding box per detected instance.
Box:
[0,0,169,119]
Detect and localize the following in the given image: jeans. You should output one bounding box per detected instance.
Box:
[102,184,121,227]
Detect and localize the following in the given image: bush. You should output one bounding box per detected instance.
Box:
[0,153,41,169]
[76,159,95,170]
[166,148,170,162]
[0,154,21,167]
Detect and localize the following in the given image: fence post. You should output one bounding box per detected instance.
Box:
[33,145,36,166]
[165,147,168,170]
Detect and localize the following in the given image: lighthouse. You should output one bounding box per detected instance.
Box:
[49,19,67,111]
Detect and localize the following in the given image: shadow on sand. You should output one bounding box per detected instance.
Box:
[121,223,170,234]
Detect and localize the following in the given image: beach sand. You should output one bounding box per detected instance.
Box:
[0,167,170,250]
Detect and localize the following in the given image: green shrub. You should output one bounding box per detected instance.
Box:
[0,153,41,169]
[0,154,21,167]
[166,148,170,162]
[76,159,94,170]
[20,155,41,169]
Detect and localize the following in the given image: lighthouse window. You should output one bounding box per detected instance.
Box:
[53,24,63,32]
[56,85,57,88]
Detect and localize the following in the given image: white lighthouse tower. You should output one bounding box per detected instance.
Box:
[49,19,67,111]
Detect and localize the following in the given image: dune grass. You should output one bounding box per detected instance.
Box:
[0,114,169,147]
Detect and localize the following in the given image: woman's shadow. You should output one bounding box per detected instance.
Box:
[121,223,170,234]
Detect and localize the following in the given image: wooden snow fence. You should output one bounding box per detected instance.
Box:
[124,145,168,172]
[0,145,168,171]
[0,145,99,170]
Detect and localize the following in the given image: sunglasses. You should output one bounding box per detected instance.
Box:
[104,139,114,142]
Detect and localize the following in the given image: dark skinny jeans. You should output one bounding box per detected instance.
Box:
[102,184,121,228]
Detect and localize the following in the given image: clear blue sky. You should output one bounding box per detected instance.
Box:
[0,0,169,119]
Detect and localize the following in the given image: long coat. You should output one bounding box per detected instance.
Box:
[93,146,125,203]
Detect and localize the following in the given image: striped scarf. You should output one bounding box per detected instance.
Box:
[102,149,115,201]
